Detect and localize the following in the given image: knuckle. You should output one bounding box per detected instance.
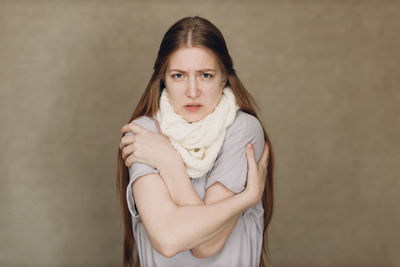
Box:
[119,140,125,150]
[125,149,132,159]
[125,137,132,145]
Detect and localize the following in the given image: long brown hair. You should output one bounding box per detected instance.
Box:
[116,16,275,267]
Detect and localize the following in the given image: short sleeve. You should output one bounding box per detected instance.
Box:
[205,111,265,193]
[125,116,160,219]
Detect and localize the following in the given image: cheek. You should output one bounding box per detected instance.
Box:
[207,91,223,109]
[166,91,183,110]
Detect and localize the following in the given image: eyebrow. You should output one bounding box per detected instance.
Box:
[168,68,217,73]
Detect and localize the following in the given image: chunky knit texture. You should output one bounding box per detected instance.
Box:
[154,87,240,178]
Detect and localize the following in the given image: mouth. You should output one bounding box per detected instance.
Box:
[185,103,202,107]
[184,103,202,111]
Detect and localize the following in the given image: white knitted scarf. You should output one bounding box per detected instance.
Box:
[153,87,240,178]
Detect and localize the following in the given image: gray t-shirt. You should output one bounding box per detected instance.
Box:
[126,110,265,267]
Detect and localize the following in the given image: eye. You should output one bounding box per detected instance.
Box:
[202,73,213,79]
[172,73,183,79]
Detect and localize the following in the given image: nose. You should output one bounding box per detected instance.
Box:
[186,75,200,99]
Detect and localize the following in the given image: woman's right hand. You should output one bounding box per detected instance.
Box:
[243,142,270,206]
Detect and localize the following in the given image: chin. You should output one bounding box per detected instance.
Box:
[184,114,205,123]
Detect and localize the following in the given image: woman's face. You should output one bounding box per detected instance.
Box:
[163,46,227,123]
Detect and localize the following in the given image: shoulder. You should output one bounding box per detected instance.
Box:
[131,116,160,133]
[226,110,264,142]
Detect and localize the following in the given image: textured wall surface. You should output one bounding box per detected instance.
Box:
[1,1,399,266]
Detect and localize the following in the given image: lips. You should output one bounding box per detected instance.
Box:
[184,103,202,112]
[185,103,202,107]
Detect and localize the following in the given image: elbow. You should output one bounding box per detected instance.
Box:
[152,230,181,258]
[191,248,208,259]
[148,207,181,258]
[190,244,221,259]
[158,237,181,258]
[159,246,178,258]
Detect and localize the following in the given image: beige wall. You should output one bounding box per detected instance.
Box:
[1,1,399,266]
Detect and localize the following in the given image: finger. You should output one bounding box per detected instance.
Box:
[258,142,270,167]
[119,124,127,133]
[119,135,135,150]
[120,123,133,134]
[125,153,137,168]
[245,143,257,169]
[121,122,148,135]
[121,145,134,161]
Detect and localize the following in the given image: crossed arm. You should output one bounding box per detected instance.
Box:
[156,155,243,258]
[131,167,250,258]
[121,119,268,258]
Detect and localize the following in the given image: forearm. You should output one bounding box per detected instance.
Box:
[166,191,251,257]
[158,155,204,206]
[158,155,237,256]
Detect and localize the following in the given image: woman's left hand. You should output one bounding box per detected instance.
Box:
[119,121,178,170]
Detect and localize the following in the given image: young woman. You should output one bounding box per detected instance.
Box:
[117,16,274,267]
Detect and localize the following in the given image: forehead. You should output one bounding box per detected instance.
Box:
[167,46,220,71]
